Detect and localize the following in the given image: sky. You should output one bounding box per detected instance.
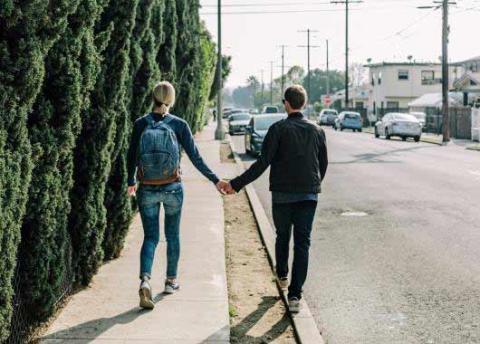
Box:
[199,0,480,89]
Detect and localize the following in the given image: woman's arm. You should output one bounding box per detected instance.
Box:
[127,119,145,186]
[177,122,220,184]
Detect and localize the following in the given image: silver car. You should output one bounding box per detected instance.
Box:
[228,113,251,135]
[375,113,422,142]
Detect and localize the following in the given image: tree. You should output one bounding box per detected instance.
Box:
[0,1,75,339]
[287,66,305,84]
[68,0,139,286]
[16,0,110,324]
[210,54,232,101]
[302,69,345,104]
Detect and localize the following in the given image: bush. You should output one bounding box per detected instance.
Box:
[1,0,221,340]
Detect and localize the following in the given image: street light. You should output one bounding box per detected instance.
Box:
[215,0,225,140]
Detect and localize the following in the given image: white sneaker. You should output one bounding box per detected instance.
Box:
[164,279,180,294]
[278,277,289,291]
[288,297,301,314]
[139,279,155,309]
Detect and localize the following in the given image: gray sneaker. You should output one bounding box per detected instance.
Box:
[288,297,301,314]
[164,279,180,294]
[139,279,155,309]
[278,277,289,291]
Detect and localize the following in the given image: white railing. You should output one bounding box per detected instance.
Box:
[472,108,480,142]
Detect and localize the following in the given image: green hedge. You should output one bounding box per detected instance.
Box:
[0,0,223,341]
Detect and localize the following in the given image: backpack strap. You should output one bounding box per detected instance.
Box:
[162,114,174,125]
[145,113,155,126]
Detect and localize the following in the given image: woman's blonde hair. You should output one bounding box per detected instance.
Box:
[153,81,176,115]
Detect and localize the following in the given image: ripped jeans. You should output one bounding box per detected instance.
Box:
[137,182,184,279]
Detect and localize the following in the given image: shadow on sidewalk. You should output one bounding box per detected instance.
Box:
[40,293,166,343]
[230,296,292,343]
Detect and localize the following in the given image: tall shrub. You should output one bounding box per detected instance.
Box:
[16,0,108,322]
[156,0,177,82]
[68,0,138,285]
[0,1,74,339]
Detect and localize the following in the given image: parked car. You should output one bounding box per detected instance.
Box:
[319,109,339,126]
[375,113,422,142]
[245,113,287,156]
[334,111,363,132]
[228,113,251,135]
[223,108,246,119]
[261,106,279,114]
[410,111,426,129]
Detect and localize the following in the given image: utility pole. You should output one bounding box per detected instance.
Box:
[278,45,288,96]
[332,0,363,108]
[418,0,456,143]
[270,61,274,105]
[441,0,450,143]
[298,29,320,103]
[215,0,225,140]
[326,39,330,95]
[260,69,265,102]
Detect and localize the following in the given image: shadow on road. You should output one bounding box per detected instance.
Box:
[331,145,427,165]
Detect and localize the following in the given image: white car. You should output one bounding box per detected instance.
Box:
[375,113,422,142]
[228,113,252,135]
[318,109,339,126]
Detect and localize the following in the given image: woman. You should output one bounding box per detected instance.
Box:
[127,81,227,309]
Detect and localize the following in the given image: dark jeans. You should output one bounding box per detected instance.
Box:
[272,201,317,299]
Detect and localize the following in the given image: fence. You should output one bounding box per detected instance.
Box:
[423,107,472,139]
[472,108,480,142]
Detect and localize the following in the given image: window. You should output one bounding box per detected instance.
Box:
[386,101,399,109]
[398,70,409,80]
[378,72,382,85]
[355,102,364,109]
[421,70,436,85]
[371,74,375,86]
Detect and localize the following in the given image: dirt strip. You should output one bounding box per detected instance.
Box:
[221,142,296,344]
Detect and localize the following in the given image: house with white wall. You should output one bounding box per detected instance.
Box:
[453,56,480,105]
[365,62,459,116]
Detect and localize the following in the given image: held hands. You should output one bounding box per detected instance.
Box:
[216,180,236,195]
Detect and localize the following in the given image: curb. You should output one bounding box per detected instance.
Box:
[226,137,326,344]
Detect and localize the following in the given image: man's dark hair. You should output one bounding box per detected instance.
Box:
[284,85,308,109]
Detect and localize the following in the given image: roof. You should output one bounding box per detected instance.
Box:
[453,56,480,66]
[365,62,441,68]
[453,72,480,89]
[408,92,463,108]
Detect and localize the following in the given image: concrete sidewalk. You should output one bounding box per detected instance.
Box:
[40,122,234,343]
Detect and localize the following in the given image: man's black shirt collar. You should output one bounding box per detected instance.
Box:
[288,112,304,118]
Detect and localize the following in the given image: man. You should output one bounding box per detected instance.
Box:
[225,85,328,313]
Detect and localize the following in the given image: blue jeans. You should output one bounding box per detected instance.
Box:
[272,201,317,299]
[137,182,184,279]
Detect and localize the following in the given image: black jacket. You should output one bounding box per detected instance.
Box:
[230,112,328,193]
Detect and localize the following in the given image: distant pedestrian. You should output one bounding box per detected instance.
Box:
[127,81,229,309]
[223,85,328,313]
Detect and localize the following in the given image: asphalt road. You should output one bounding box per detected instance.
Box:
[230,127,480,344]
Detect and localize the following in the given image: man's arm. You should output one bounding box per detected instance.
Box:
[178,121,220,185]
[230,125,280,192]
[318,129,328,181]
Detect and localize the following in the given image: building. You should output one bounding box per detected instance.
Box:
[331,85,370,109]
[452,56,480,105]
[365,62,459,117]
